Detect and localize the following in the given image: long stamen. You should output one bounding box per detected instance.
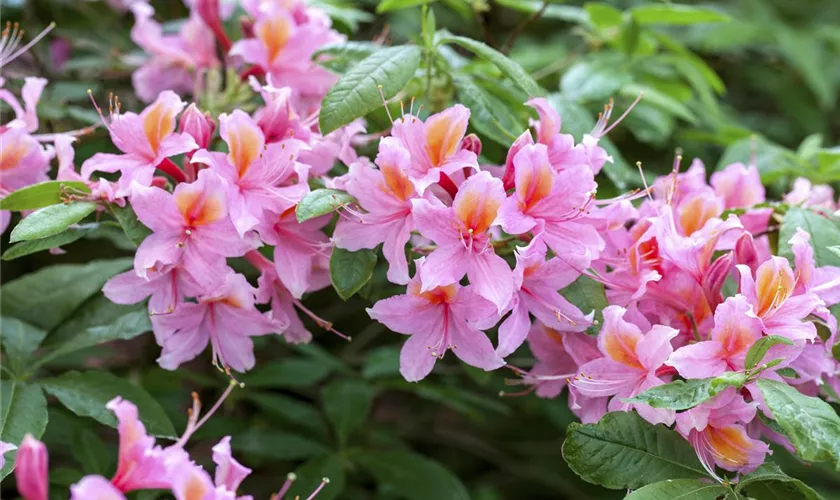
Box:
[276,473,296,498]
[175,379,239,447]
[636,162,654,202]
[376,84,394,123]
[304,478,330,500]
[1,21,55,66]
[601,92,644,136]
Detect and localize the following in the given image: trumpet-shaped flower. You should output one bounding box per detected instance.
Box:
[14,435,49,500]
[71,475,127,500]
[411,171,514,312]
[367,258,504,382]
[104,265,202,315]
[0,126,51,233]
[333,138,416,284]
[107,397,174,492]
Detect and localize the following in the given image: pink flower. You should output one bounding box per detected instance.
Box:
[367,258,504,382]
[0,126,51,233]
[789,228,840,306]
[104,266,202,315]
[333,138,416,284]
[411,171,514,312]
[131,169,256,290]
[572,306,678,426]
[249,79,311,144]
[169,461,233,500]
[253,257,312,344]
[179,103,217,153]
[82,91,198,195]
[784,178,835,210]
[497,237,591,358]
[0,440,16,470]
[526,323,602,406]
[151,272,282,372]
[71,475,127,500]
[498,143,603,269]
[676,389,769,477]
[667,295,762,378]
[390,104,479,194]
[212,436,251,494]
[107,397,174,492]
[14,434,48,500]
[0,77,48,132]
[711,162,765,209]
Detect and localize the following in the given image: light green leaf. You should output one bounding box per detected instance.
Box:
[1,258,132,330]
[716,136,799,184]
[330,247,377,301]
[562,411,707,489]
[0,181,89,211]
[630,4,731,25]
[314,42,381,73]
[624,372,747,410]
[450,73,520,146]
[241,358,334,388]
[585,3,623,28]
[319,45,421,135]
[41,370,176,438]
[757,379,840,469]
[625,479,728,500]
[735,463,824,500]
[744,335,794,371]
[296,189,356,223]
[561,56,633,102]
[0,381,48,479]
[322,380,375,448]
[311,0,373,32]
[355,451,470,500]
[0,316,47,375]
[620,83,697,124]
[286,455,346,500]
[779,208,840,268]
[376,0,435,13]
[437,32,544,97]
[9,202,97,243]
[2,224,97,260]
[109,203,152,247]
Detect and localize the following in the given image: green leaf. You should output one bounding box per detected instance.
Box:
[0,181,90,211]
[314,42,380,73]
[322,380,375,447]
[41,370,176,438]
[437,32,544,97]
[71,428,115,477]
[2,224,97,260]
[356,451,470,500]
[234,429,331,461]
[311,0,373,32]
[330,247,378,301]
[625,479,729,499]
[620,83,697,124]
[296,188,356,223]
[585,3,623,28]
[247,393,330,439]
[362,345,401,379]
[630,4,731,25]
[562,411,707,489]
[241,357,334,388]
[717,137,799,184]
[9,202,97,242]
[450,73,520,146]
[286,455,346,500]
[0,381,48,479]
[779,208,840,268]
[319,45,421,135]
[736,463,824,500]
[561,275,609,334]
[624,372,747,410]
[0,316,47,375]
[744,335,794,370]
[109,203,152,247]
[561,56,633,103]
[757,379,840,469]
[376,0,435,13]
[1,258,132,330]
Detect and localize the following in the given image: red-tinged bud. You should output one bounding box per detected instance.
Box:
[702,251,734,310]
[460,133,482,157]
[179,103,216,151]
[239,15,255,39]
[735,232,759,273]
[14,435,48,500]
[195,0,232,52]
[501,130,535,190]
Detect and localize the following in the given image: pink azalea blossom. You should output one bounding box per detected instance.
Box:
[572,306,678,425]
[390,104,479,194]
[676,389,769,477]
[130,169,256,290]
[108,397,176,492]
[784,178,835,210]
[248,78,311,144]
[71,475,127,500]
[82,91,198,195]
[367,258,504,382]
[151,272,283,372]
[497,237,591,357]
[169,461,235,500]
[498,143,603,269]
[104,265,202,315]
[252,254,313,344]
[333,138,416,284]
[789,228,840,306]
[14,435,48,500]
[0,77,48,132]
[0,126,51,233]
[212,436,252,495]
[411,171,515,312]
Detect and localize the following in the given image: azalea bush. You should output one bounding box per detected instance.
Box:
[2,0,840,499]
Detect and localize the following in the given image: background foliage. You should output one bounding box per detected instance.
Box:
[2,0,840,498]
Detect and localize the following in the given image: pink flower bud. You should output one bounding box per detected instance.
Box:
[14,435,48,500]
[501,130,535,190]
[179,103,216,151]
[735,232,759,273]
[460,133,482,157]
[194,0,231,51]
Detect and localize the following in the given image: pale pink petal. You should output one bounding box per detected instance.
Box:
[448,310,505,371]
[667,341,728,378]
[212,437,251,492]
[496,296,531,358]
[466,250,514,313]
[419,243,469,292]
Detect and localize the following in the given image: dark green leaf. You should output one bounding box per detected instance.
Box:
[9,202,97,243]
[286,455,346,500]
[234,429,330,461]
[0,381,48,479]
[624,372,747,410]
[779,208,840,268]
[1,258,132,330]
[625,479,728,500]
[319,45,422,135]
[42,370,176,438]
[450,73,520,146]
[241,358,334,388]
[757,379,840,469]
[561,275,609,334]
[247,393,329,439]
[322,380,375,447]
[562,411,707,489]
[109,203,152,247]
[71,428,114,477]
[437,32,544,97]
[2,224,97,260]
[736,463,824,500]
[745,336,794,370]
[630,4,731,25]
[362,345,401,379]
[0,181,90,211]
[356,451,470,500]
[296,189,356,223]
[0,316,47,375]
[330,248,378,300]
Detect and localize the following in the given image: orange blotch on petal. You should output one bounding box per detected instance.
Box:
[425,114,466,167]
[755,260,795,317]
[409,282,458,305]
[0,141,29,171]
[227,123,263,177]
[516,159,553,211]
[176,190,224,227]
[705,425,752,467]
[602,328,643,369]
[379,161,414,202]
[258,14,292,63]
[455,191,500,235]
[678,194,721,236]
[182,472,211,500]
[143,101,176,156]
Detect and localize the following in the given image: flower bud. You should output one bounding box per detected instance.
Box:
[14,435,48,500]
[501,131,535,190]
[460,133,482,157]
[179,104,216,151]
[735,232,759,273]
[195,0,231,51]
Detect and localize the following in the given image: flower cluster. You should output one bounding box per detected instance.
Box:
[0,390,329,499]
